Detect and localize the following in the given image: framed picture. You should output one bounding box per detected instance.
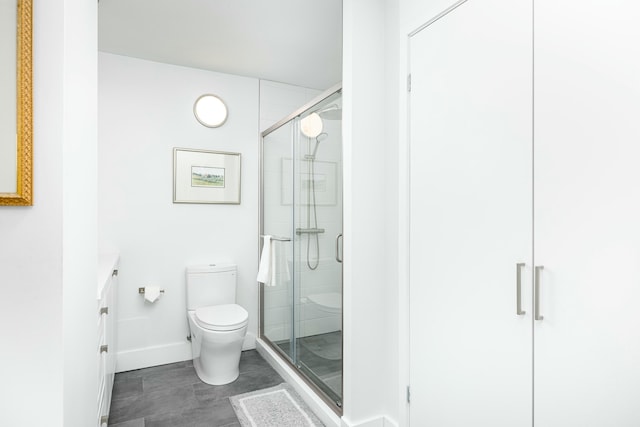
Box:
[281,158,337,206]
[173,148,241,204]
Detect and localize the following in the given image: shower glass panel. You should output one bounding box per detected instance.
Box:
[262,121,295,362]
[261,86,343,411]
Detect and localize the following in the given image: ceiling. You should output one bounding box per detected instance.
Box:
[98,0,343,91]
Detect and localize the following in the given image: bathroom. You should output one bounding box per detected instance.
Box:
[96,0,346,423]
[3,0,640,427]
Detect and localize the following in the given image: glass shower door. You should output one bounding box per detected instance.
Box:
[293,92,343,406]
[260,87,343,411]
[262,121,295,362]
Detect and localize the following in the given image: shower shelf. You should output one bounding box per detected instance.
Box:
[295,228,325,235]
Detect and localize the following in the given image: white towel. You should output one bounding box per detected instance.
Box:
[257,236,273,285]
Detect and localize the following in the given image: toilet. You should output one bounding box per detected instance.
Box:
[186,263,249,385]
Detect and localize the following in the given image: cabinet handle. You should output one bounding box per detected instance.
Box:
[535,266,544,321]
[100,345,109,354]
[516,263,526,315]
[335,234,343,263]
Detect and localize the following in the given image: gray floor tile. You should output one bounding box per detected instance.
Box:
[108,350,281,426]
[112,377,143,401]
[144,398,238,427]
[143,364,202,392]
[238,349,273,373]
[108,418,145,427]
[193,365,283,404]
[109,384,198,425]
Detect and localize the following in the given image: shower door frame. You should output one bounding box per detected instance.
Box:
[259,83,343,415]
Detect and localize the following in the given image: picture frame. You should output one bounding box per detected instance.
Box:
[173,148,241,204]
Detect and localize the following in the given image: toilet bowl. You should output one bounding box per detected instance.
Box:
[187,304,248,385]
[186,263,249,385]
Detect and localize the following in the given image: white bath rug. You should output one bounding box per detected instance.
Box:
[230,383,325,427]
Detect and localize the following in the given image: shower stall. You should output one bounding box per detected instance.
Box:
[259,85,343,412]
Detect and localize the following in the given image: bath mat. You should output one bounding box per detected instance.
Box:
[230,383,325,427]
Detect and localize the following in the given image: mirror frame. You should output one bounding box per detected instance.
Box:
[0,0,32,206]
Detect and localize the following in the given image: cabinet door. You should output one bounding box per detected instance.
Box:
[409,0,532,425]
[534,2,640,426]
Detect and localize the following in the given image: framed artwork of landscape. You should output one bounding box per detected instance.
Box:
[173,148,241,204]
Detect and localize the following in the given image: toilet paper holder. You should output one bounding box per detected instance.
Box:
[138,287,165,294]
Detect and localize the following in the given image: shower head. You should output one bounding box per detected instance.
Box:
[307,133,329,160]
[316,104,342,120]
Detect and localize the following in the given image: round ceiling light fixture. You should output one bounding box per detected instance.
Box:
[194,94,228,128]
[300,112,323,138]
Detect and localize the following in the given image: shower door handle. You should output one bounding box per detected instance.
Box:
[335,234,343,263]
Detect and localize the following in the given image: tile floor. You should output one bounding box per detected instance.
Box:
[108,350,283,427]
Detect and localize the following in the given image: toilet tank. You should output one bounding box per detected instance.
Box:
[186,263,237,310]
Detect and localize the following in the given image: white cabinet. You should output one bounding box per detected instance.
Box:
[409,0,640,425]
[97,254,119,427]
[409,0,532,425]
[534,2,640,426]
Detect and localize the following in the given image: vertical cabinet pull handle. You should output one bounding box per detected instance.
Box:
[535,266,544,321]
[335,234,343,263]
[516,263,526,315]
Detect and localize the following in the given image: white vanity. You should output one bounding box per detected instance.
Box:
[97,254,119,426]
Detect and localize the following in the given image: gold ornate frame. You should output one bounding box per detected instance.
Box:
[0,0,33,206]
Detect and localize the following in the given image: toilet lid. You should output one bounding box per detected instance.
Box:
[195,304,249,331]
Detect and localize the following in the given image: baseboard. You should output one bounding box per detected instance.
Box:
[116,332,257,373]
[256,338,341,427]
[116,342,192,372]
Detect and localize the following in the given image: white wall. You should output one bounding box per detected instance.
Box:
[99,53,259,370]
[342,0,400,425]
[62,0,99,426]
[99,54,325,371]
[0,0,98,426]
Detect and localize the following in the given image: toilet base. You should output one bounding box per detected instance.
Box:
[188,312,247,385]
[193,356,240,385]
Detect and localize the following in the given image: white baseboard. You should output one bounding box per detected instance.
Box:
[116,332,257,373]
[256,338,341,427]
[116,341,192,372]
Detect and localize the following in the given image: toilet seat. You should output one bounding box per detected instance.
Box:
[195,304,248,331]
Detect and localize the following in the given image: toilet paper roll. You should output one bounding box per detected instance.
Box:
[144,286,161,303]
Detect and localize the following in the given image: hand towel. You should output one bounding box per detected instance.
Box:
[257,236,272,285]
